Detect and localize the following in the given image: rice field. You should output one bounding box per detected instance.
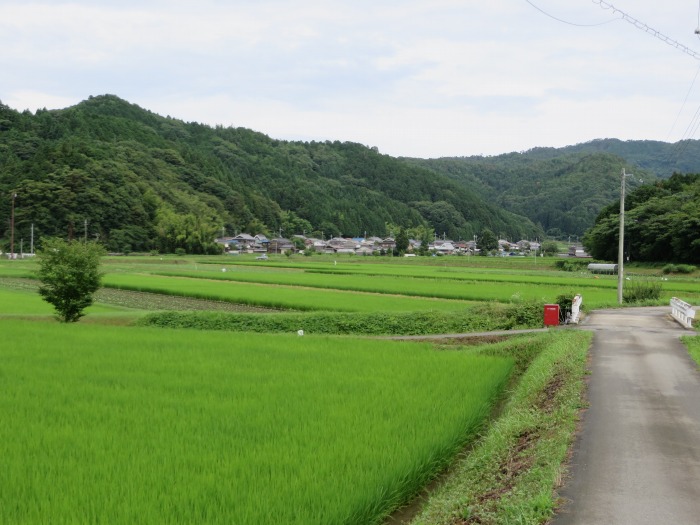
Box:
[102,273,474,312]
[0,320,513,525]
[0,286,133,317]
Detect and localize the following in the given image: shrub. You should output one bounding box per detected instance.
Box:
[662,264,696,274]
[555,293,575,323]
[554,259,589,272]
[623,280,662,303]
[138,302,547,335]
[502,300,546,329]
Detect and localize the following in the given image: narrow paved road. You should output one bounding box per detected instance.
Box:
[552,307,700,525]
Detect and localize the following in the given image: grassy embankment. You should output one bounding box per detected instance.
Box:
[410,330,592,525]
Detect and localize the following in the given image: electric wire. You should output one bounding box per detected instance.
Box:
[591,1,700,162]
[528,0,700,162]
[525,0,617,27]
[667,63,700,140]
[592,0,700,60]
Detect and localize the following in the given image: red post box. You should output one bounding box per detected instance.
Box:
[544,304,560,326]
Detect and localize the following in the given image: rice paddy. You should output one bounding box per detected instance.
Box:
[0,321,512,525]
[0,253,696,524]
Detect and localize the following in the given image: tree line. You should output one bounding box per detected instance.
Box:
[583,173,700,263]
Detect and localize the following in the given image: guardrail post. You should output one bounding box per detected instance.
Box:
[670,297,696,329]
[570,294,583,324]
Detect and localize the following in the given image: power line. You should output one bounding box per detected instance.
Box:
[525,0,617,27]
[667,63,700,140]
[592,0,700,60]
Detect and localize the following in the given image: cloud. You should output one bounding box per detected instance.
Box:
[2,0,700,157]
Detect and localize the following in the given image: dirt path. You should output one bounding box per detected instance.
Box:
[552,307,700,525]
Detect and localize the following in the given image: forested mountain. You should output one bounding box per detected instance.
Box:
[583,173,700,263]
[537,138,700,178]
[409,138,700,240]
[0,95,540,254]
[407,153,647,239]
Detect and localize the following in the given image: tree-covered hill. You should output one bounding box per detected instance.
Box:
[0,95,541,253]
[409,138,700,240]
[583,173,700,264]
[544,138,700,178]
[407,152,647,239]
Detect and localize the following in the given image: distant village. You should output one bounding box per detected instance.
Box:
[214,233,577,257]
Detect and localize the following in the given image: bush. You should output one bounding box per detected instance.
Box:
[554,259,589,272]
[623,280,662,303]
[555,293,578,323]
[501,300,545,329]
[138,302,547,335]
[662,264,696,275]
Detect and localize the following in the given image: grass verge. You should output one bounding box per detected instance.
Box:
[409,330,592,525]
[682,334,700,366]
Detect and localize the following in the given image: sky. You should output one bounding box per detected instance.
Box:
[3,0,700,158]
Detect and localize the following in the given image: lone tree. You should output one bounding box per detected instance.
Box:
[37,238,105,322]
[478,228,498,255]
[394,228,410,255]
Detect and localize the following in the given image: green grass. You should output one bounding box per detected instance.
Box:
[0,320,513,525]
[682,335,700,366]
[411,330,592,525]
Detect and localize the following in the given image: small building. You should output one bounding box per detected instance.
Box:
[569,246,591,258]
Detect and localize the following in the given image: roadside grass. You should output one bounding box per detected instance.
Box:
[682,335,700,366]
[410,330,592,525]
[0,320,513,525]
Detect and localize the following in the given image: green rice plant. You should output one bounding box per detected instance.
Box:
[0,320,513,525]
[0,287,129,317]
[155,268,603,303]
[102,273,473,312]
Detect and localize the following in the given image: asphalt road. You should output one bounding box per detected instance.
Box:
[552,307,700,525]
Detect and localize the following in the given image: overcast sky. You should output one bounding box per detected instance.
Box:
[3,0,700,158]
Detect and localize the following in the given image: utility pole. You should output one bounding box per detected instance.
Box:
[617,168,631,305]
[10,192,17,259]
[30,223,34,255]
[84,218,88,242]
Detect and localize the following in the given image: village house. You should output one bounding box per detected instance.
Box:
[268,238,295,254]
[431,239,456,255]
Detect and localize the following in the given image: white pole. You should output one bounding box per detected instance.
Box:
[617,168,627,305]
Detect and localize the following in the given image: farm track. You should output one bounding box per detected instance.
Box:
[553,307,700,524]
